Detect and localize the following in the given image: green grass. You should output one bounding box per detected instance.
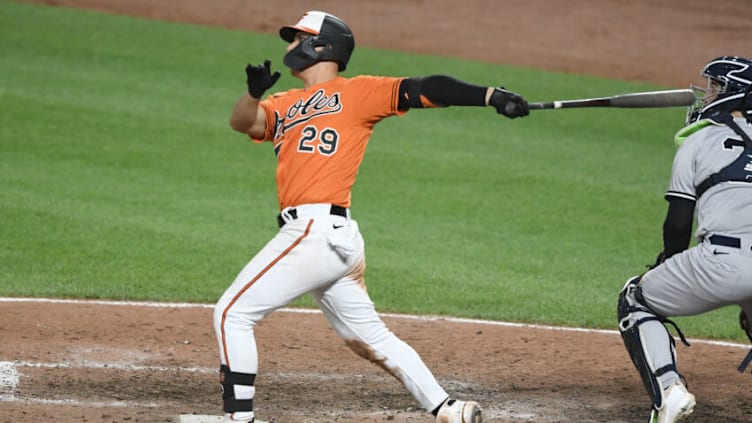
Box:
[0,1,741,341]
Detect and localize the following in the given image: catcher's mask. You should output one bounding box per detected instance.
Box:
[686,55,752,125]
[279,11,354,72]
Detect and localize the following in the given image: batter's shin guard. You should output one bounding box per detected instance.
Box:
[219,364,256,415]
[617,277,683,410]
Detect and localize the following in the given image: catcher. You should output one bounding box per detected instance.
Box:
[213,10,529,423]
[618,55,752,423]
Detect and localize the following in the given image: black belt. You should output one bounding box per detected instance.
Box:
[277,205,348,228]
[708,234,741,249]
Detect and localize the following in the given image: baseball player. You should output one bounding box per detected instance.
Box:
[212,10,529,423]
[617,55,752,423]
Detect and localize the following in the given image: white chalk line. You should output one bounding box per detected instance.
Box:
[0,360,162,407]
[0,359,174,408]
[0,394,160,409]
[0,361,19,402]
[6,360,388,380]
[10,360,214,373]
[0,360,375,410]
[0,296,747,349]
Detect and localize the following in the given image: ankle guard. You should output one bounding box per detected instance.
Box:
[220,364,256,413]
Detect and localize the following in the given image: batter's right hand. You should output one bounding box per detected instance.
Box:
[246,60,280,99]
[489,87,529,118]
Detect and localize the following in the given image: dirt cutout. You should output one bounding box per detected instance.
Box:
[4,1,752,422]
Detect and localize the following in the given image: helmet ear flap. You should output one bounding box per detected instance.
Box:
[283,36,320,71]
[279,11,354,72]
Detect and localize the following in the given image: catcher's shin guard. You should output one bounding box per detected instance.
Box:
[738,310,752,373]
[220,365,256,415]
[617,276,688,411]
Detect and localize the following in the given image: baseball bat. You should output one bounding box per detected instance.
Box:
[528,89,696,110]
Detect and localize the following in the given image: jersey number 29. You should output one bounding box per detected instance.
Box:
[298,126,339,156]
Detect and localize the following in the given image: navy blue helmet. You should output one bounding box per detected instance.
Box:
[687,56,752,124]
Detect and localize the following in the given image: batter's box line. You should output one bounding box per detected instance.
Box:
[6,361,479,387]
[2,395,160,408]
[1,361,163,408]
[8,359,215,374]
[0,361,19,400]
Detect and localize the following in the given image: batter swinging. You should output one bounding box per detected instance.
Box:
[213,10,529,423]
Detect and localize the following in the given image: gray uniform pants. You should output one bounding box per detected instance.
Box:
[634,235,752,387]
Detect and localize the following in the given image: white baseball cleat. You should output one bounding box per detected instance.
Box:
[649,381,695,423]
[435,398,483,423]
[223,417,269,423]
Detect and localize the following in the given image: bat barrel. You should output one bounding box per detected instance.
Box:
[611,89,697,108]
[528,89,696,110]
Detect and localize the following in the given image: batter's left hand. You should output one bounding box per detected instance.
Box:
[246,59,280,99]
[489,87,529,118]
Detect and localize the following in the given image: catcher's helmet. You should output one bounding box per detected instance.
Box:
[686,55,752,124]
[280,11,354,72]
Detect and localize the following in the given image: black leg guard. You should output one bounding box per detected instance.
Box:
[738,310,752,373]
[219,364,256,413]
[617,276,684,410]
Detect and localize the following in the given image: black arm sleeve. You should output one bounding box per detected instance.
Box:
[397,75,488,111]
[662,196,695,258]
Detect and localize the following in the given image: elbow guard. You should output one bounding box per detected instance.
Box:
[398,76,488,110]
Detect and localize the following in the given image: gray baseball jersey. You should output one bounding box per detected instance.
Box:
[666,117,752,239]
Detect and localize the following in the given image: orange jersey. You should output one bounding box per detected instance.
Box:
[253,76,407,209]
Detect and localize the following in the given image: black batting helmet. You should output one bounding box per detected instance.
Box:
[687,55,752,124]
[279,11,355,72]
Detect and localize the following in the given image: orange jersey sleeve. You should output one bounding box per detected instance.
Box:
[252,76,406,209]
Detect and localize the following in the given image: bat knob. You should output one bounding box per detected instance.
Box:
[489,88,529,118]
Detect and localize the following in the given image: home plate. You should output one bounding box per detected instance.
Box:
[178,416,224,423]
[178,416,269,423]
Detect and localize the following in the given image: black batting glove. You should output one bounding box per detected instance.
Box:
[489,87,529,119]
[245,60,280,99]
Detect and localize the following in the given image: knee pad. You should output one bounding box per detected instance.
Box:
[617,276,682,409]
[219,364,256,413]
